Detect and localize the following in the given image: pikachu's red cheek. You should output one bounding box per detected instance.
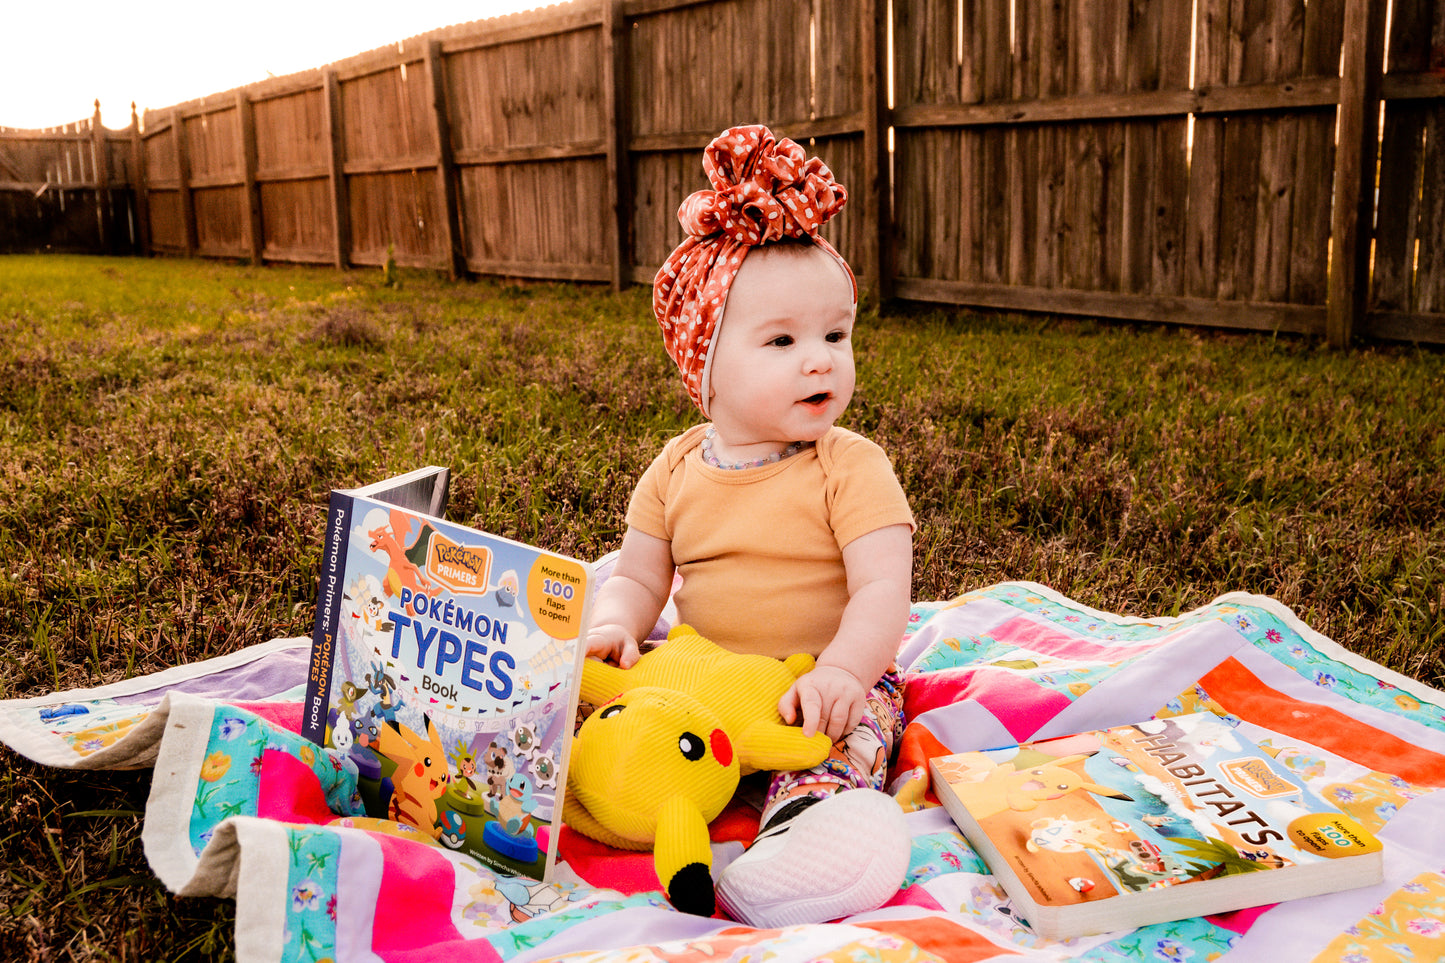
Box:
[414,762,425,777]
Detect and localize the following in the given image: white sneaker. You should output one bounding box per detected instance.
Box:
[714,789,910,928]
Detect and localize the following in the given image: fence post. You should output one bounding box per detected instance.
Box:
[860,0,891,303]
[324,70,352,269]
[1326,0,1388,347]
[236,90,264,265]
[90,100,111,252]
[130,104,152,256]
[171,108,197,255]
[426,40,466,281]
[602,0,633,291]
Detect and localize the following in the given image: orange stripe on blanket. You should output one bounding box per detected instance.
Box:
[893,725,954,807]
[1201,658,1445,786]
[855,916,1022,959]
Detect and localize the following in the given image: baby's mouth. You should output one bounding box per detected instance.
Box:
[801,392,831,406]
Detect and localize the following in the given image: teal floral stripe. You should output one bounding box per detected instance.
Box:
[1074,921,1241,961]
[904,830,989,888]
[190,710,267,853]
[280,826,342,963]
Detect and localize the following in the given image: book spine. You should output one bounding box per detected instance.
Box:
[301,490,354,745]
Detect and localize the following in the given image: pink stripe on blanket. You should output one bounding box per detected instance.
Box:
[256,748,336,824]
[987,615,1164,661]
[231,700,303,733]
[884,884,944,911]
[1208,903,1276,934]
[904,669,1071,741]
[371,833,469,956]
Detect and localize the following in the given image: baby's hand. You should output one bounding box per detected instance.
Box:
[586,623,641,668]
[779,665,867,744]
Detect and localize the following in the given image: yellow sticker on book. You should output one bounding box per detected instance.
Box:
[527,556,587,639]
[1288,813,1383,857]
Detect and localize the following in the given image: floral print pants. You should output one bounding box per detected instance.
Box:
[760,665,906,827]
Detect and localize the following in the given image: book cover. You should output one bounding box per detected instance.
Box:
[302,468,592,882]
[929,712,1383,939]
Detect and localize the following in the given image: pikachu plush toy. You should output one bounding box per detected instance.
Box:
[564,625,833,916]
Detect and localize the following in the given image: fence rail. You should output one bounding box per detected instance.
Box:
[3,0,1442,345]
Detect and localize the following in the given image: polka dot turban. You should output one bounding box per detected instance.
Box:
[653,125,856,416]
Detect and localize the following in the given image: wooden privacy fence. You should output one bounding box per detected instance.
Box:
[0,102,140,254]
[890,0,1440,346]
[12,0,1445,346]
[128,0,884,292]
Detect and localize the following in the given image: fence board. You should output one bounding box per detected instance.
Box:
[1151,118,1189,296]
[1420,109,1445,314]
[1371,104,1423,313]
[1288,86,1337,304]
[1007,126,1038,288]
[1370,0,1444,330]
[1120,0,1162,295]
[1033,0,1066,291]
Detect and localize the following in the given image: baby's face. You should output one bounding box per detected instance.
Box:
[706,244,856,451]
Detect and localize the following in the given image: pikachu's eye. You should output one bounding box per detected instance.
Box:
[678,732,705,761]
[599,704,625,719]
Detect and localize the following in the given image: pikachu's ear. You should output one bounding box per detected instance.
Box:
[1081,782,1134,802]
[374,720,402,757]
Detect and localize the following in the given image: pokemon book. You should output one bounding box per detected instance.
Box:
[929,712,1383,940]
[302,466,593,882]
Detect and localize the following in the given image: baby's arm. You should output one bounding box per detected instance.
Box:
[585,526,674,668]
[779,523,912,742]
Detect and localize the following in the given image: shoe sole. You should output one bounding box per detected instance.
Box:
[715,789,910,928]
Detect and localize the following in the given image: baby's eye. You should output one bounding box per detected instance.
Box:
[825,330,848,343]
[767,335,794,347]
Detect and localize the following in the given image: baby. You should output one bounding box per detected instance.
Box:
[586,125,914,928]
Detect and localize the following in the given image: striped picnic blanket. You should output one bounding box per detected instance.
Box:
[3,580,1442,962]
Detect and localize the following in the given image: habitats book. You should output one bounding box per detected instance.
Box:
[928,712,1383,940]
[302,466,594,882]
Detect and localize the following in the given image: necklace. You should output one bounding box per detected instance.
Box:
[701,426,812,470]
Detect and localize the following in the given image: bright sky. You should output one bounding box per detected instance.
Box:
[2,1,546,131]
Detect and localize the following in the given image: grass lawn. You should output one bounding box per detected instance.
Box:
[1,253,1442,959]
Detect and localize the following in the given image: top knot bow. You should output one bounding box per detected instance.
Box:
[676,128,848,245]
[654,125,855,416]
